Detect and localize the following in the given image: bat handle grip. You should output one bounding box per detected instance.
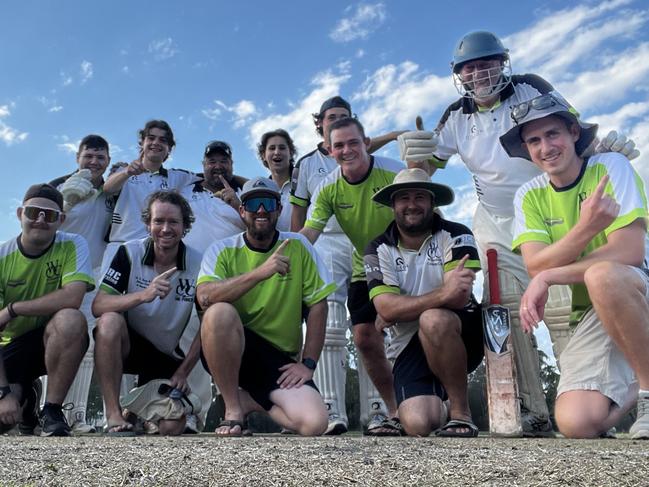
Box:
[487,248,501,305]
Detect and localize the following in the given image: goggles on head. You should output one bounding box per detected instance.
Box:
[22,205,61,223]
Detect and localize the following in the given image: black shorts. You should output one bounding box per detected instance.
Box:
[93,325,182,387]
[201,327,318,411]
[393,305,484,406]
[1,326,48,387]
[347,280,377,325]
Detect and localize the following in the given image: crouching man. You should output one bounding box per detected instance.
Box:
[0,184,93,436]
[93,191,202,436]
[198,177,335,436]
[365,169,484,437]
[501,93,649,439]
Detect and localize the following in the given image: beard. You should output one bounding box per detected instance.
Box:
[395,207,435,235]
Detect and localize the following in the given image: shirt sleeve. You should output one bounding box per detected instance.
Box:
[290,157,310,207]
[365,239,400,300]
[99,245,131,294]
[61,234,95,291]
[304,180,333,232]
[602,154,649,235]
[294,234,336,306]
[512,185,551,251]
[442,223,481,272]
[197,242,229,285]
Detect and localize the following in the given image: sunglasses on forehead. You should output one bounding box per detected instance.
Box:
[243,197,279,213]
[22,205,61,223]
[510,93,572,124]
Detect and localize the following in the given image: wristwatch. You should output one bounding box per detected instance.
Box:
[301,358,317,371]
[0,386,11,400]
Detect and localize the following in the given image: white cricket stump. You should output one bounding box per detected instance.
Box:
[313,301,349,425]
[357,357,388,426]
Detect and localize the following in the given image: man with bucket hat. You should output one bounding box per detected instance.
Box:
[364,168,484,437]
[502,93,649,439]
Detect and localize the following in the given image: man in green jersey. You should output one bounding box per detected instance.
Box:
[501,93,649,439]
[198,177,335,437]
[301,117,406,434]
[0,184,93,436]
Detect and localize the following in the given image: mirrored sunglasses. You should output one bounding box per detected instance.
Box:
[22,205,61,223]
[511,93,571,124]
[243,197,279,213]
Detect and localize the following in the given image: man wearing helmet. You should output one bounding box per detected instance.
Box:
[397,31,639,436]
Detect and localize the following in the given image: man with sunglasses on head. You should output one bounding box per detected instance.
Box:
[0,184,94,437]
[397,30,639,436]
[199,177,335,437]
[501,94,649,439]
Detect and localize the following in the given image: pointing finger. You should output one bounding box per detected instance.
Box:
[456,254,470,270]
[593,175,609,199]
[274,239,290,255]
[159,266,178,280]
[218,175,233,190]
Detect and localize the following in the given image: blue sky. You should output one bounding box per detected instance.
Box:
[1,0,648,242]
[1,0,648,359]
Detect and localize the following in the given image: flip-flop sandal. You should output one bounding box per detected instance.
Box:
[365,417,404,437]
[215,419,244,437]
[436,419,479,438]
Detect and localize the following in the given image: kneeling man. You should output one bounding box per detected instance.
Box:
[198,177,335,436]
[365,169,484,437]
[501,93,649,439]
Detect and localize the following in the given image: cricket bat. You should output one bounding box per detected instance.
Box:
[483,248,522,437]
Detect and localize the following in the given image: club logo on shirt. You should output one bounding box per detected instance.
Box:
[45,260,62,281]
[452,234,476,249]
[160,180,169,189]
[468,124,482,139]
[175,278,196,302]
[6,279,26,288]
[395,256,407,272]
[543,218,564,226]
[426,242,443,265]
[337,203,353,209]
[104,268,122,285]
[318,168,327,175]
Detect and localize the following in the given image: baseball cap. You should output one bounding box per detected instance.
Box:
[23,183,64,210]
[500,92,598,161]
[317,96,352,118]
[239,177,281,202]
[204,140,232,158]
[372,168,454,207]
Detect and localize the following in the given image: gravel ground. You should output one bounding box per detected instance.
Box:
[0,434,647,486]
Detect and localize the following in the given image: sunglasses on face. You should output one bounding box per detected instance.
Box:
[511,93,571,124]
[243,197,279,213]
[22,205,61,223]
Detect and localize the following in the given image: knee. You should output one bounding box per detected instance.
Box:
[419,309,459,344]
[296,409,328,437]
[555,396,606,439]
[400,411,434,437]
[201,303,241,337]
[583,261,622,302]
[94,312,126,343]
[48,309,87,341]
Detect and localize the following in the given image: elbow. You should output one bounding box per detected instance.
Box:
[374,304,397,323]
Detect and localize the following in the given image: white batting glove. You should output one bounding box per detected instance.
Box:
[397,130,439,163]
[596,130,640,160]
[61,169,95,211]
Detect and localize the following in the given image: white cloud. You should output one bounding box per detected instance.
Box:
[60,71,73,86]
[202,99,258,128]
[48,106,63,113]
[330,2,387,43]
[247,69,352,156]
[122,65,129,74]
[57,142,77,154]
[148,38,179,61]
[80,60,93,84]
[443,183,478,226]
[0,105,28,146]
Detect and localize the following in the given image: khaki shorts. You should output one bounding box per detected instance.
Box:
[557,266,649,406]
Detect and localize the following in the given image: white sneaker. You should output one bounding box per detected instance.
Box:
[324,414,348,435]
[630,392,649,440]
[71,421,96,434]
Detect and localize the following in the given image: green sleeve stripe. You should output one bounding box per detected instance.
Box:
[431,156,447,169]
[289,195,309,207]
[605,209,647,236]
[369,285,400,300]
[444,259,481,272]
[304,219,326,232]
[303,282,337,307]
[99,283,120,295]
[197,275,220,286]
[62,273,95,291]
[512,231,551,251]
